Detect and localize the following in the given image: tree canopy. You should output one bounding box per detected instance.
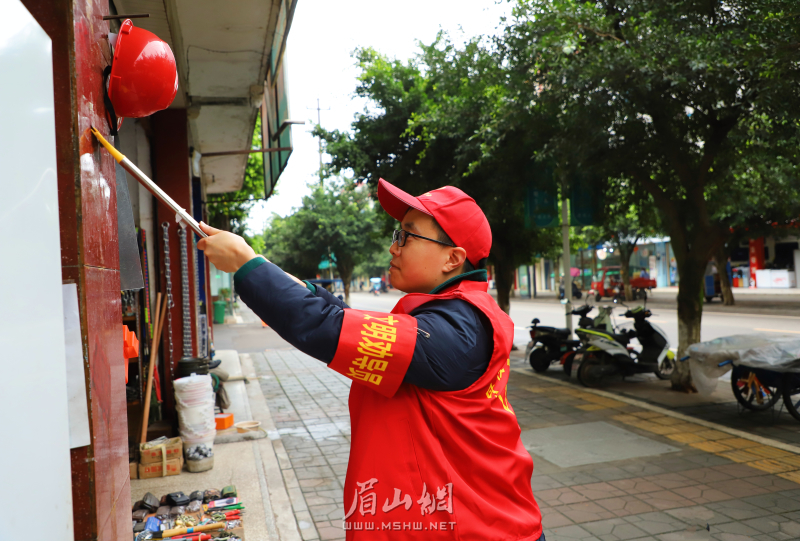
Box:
[207,116,268,246]
[262,180,386,304]
[496,0,800,389]
[318,43,561,313]
[273,0,799,391]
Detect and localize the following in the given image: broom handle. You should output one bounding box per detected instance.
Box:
[140,293,166,443]
[156,522,226,539]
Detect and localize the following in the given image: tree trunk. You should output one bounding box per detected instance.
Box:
[340,266,353,306]
[714,247,735,306]
[494,258,515,315]
[672,258,703,393]
[619,252,633,302]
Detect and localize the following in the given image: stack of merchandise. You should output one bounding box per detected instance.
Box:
[131,486,244,540]
[174,374,216,472]
[138,436,184,479]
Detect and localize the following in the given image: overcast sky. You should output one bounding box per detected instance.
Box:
[245,0,513,234]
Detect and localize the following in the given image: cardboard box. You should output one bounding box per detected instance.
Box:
[129,461,138,480]
[139,437,183,464]
[138,458,183,479]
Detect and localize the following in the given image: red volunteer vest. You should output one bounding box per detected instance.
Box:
[328,280,542,540]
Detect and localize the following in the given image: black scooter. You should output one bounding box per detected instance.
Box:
[575,299,675,387]
[525,304,605,373]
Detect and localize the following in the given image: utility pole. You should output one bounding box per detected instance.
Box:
[309,98,330,186]
[561,172,573,337]
[316,99,323,185]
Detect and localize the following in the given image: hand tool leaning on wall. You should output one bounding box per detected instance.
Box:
[90,127,207,239]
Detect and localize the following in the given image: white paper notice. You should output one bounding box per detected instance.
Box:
[63,283,91,448]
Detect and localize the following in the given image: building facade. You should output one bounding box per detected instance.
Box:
[3,0,298,538]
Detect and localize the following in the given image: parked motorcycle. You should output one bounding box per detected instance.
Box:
[574,299,675,387]
[526,319,580,373]
[525,301,615,374]
[562,304,616,376]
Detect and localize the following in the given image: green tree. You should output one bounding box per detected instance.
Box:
[354,249,392,283]
[262,212,321,279]
[711,119,800,305]
[207,116,267,244]
[318,44,560,313]
[499,0,800,390]
[262,180,386,305]
[584,184,662,301]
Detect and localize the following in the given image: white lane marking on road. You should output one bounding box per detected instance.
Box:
[753,328,800,334]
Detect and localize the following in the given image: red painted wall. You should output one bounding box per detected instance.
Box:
[152,109,199,416]
[22,0,133,539]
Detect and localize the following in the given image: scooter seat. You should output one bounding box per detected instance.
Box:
[579,327,633,346]
[534,326,571,338]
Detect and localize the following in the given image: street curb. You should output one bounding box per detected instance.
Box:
[511,367,800,456]
[241,352,305,541]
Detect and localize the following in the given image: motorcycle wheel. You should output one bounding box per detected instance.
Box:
[577,354,605,388]
[731,366,780,411]
[654,356,675,380]
[529,348,552,373]
[781,374,800,423]
[595,293,602,302]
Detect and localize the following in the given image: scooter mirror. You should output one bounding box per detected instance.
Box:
[532,318,540,325]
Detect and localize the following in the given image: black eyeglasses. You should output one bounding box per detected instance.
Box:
[392,229,455,248]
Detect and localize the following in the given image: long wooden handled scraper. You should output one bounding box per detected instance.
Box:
[91,127,207,239]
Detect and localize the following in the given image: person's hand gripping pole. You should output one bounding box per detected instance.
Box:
[197,222,258,273]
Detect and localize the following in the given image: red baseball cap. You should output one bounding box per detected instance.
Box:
[377,178,491,266]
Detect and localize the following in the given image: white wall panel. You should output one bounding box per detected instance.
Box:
[0,2,75,538]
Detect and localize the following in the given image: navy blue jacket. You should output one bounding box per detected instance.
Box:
[233,258,493,391]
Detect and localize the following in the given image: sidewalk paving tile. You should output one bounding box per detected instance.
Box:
[582,517,650,539]
[664,505,731,526]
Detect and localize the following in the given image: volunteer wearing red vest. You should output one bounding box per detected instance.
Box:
[198,179,544,540]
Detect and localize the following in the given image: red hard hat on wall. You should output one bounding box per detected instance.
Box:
[107,19,178,118]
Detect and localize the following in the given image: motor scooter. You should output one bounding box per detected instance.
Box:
[574,299,675,387]
[525,319,581,373]
[562,304,616,376]
[525,300,614,374]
